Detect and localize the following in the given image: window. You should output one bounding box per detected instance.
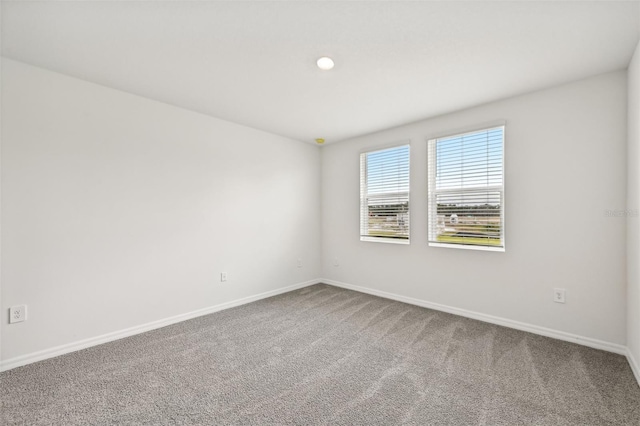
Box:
[428,126,504,251]
[360,144,410,243]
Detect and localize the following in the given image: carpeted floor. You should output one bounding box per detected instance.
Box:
[1,283,639,425]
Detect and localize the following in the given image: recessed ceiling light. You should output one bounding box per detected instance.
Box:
[316,57,334,71]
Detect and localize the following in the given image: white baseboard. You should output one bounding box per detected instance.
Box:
[627,348,640,387]
[0,279,320,372]
[321,278,628,356]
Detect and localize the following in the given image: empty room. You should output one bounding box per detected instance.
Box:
[2,1,640,424]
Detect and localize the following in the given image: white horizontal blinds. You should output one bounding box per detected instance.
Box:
[428,127,504,248]
[360,145,410,241]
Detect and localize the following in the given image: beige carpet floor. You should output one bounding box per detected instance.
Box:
[1,283,639,425]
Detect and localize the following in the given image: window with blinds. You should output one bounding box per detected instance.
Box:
[360,144,410,243]
[428,126,504,250]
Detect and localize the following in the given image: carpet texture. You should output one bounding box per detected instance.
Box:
[1,284,639,425]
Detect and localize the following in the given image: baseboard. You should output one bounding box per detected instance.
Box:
[321,278,627,356]
[627,348,640,387]
[0,278,320,372]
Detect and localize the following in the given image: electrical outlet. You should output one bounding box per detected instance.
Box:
[297,258,302,268]
[220,272,227,282]
[333,257,339,267]
[553,288,566,304]
[9,305,27,324]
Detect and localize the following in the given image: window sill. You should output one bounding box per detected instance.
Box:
[428,242,505,252]
[361,237,410,245]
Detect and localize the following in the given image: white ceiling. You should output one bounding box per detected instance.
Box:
[2,1,639,144]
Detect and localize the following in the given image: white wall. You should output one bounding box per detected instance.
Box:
[322,71,628,345]
[1,59,321,362]
[0,57,632,367]
[628,42,640,373]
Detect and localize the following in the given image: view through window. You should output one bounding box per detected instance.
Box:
[428,127,504,250]
[360,144,410,242]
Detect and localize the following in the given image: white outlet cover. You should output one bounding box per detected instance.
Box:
[553,288,566,304]
[9,305,27,324]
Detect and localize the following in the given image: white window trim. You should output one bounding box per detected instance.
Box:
[360,236,411,245]
[428,242,505,252]
[427,125,505,252]
[425,120,506,143]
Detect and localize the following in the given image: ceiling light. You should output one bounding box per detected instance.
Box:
[316,57,334,71]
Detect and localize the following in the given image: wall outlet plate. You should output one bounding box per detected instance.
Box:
[9,305,27,324]
[220,272,227,282]
[553,288,566,304]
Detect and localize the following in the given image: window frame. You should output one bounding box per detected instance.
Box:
[427,125,505,252]
[360,143,411,245]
